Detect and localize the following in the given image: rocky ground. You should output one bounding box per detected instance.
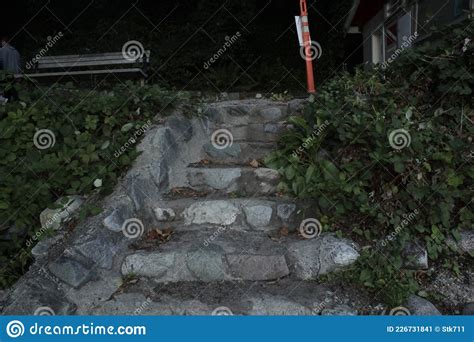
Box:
[1,99,472,315]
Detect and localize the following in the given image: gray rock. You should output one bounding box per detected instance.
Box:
[186,248,228,281]
[259,107,284,122]
[167,115,193,142]
[243,205,272,228]
[250,294,311,315]
[277,204,297,222]
[31,234,64,259]
[2,280,76,315]
[121,252,175,278]
[226,254,289,280]
[254,168,280,182]
[403,243,428,270]
[183,201,239,226]
[406,295,441,315]
[321,305,358,316]
[153,207,176,221]
[40,195,84,230]
[74,234,120,269]
[458,230,474,255]
[187,168,241,191]
[462,302,474,315]
[203,142,241,158]
[48,257,92,288]
[92,293,172,315]
[103,199,134,232]
[286,235,359,279]
[263,123,280,134]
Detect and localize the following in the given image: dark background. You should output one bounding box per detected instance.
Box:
[1,0,359,92]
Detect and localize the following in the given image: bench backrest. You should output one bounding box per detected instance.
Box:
[36,51,151,70]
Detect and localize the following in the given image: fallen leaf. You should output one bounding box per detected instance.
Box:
[250,159,259,168]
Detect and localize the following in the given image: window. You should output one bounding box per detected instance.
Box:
[372,30,384,64]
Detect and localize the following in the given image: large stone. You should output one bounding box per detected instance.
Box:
[183,201,239,226]
[406,295,441,315]
[121,252,175,278]
[250,294,311,315]
[321,305,358,316]
[187,168,241,191]
[74,234,120,270]
[402,243,428,270]
[277,204,297,222]
[103,199,134,232]
[48,257,92,288]
[92,293,172,315]
[203,142,241,159]
[226,254,289,280]
[254,168,280,182]
[259,107,284,122]
[186,248,228,281]
[167,115,193,142]
[243,205,272,228]
[286,235,359,279]
[31,234,63,259]
[153,207,176,222]
[458,230,474,255]
[40,195,84,230]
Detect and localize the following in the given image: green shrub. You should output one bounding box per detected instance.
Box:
[266,23,473,306]
[0,80,180,288]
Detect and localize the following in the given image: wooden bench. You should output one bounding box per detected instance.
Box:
[17,50,151,82]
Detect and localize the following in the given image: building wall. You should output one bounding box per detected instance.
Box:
[358,0,472,66]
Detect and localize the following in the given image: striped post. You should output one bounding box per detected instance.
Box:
[300,0,316,93]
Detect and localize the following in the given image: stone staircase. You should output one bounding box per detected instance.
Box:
[1,99,365,316]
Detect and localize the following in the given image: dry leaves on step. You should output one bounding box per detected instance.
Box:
[270,226,290,241]
[130,228,174,250]
[249,159,260,168]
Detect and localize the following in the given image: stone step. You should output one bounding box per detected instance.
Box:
[152,198,314,232]
[185,167,280,195]
[88,279,365,315]
[204,99,304,125]
[209,122,292,143]
[120,230,360,284]
[202,141,276,165]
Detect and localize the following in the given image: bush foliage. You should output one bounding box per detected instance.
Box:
[0,80,179,287]
[266,23,473,305]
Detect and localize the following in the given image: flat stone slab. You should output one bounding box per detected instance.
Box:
[182,200,239,226]
[48,257,92,288]
[286,234,360,279]
[226,254,289,280]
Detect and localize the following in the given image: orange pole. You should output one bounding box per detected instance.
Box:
[300,0,316,93]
